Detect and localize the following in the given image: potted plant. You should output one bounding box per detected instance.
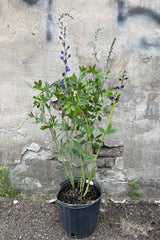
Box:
[27,13,127,239]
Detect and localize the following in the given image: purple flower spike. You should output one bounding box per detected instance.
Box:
[60,56,64,59]
[110,96,114,100]
[65,89,68,94]
[65,66,70,72]
[115,98,119,101]
[68,54,71,58]
[62,72,65,77]
[60,79,64,84]
[121,85,124,88]
[58,83,63,87]
[115,86,119,90]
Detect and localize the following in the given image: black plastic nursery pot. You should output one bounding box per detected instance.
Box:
[57,179,102,239]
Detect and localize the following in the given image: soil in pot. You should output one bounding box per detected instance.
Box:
[58,182,100,204]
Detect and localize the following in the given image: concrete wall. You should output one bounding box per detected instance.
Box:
[0,0,160,198]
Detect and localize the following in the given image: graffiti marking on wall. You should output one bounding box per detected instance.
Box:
[22,0,39,6]
[46,0,53,42]
[117,0,160,25]
[140,37,160,50]
[117,0,160,50]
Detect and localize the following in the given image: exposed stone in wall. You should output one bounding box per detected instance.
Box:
[94,145,127,196]
[10,143,67,193]
[95,145,124,169]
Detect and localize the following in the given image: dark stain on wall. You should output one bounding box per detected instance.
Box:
[22,0,39,6]
[46,0,53,42]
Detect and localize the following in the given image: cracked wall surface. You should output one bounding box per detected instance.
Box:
[0,0,160,197]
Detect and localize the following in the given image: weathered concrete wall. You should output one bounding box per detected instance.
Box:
[0,0,160,198]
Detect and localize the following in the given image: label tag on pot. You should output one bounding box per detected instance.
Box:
[86,180,94,185]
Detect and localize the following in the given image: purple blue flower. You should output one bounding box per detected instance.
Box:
[61,51,64,54]
[68,82,72,85]
[60,56,64,59]
[68,54,71,58]
[115,98,119,101]
[119,78,121,81]
[62,72,65,76]
[110,96,114,100]
[60,79,64,84]
[64,59,67,64]
[58,83,63,87]
[65,89,68,94]
[67,45,70,49]
[115,86,119,90]
[65,66,70,72]
[59,36,62,40]
[121,85,124,88]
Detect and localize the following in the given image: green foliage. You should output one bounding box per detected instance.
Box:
[27,13,127,198]
[128,181,141,199]
[0,166,20,198]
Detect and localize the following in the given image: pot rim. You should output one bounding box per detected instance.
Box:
[57,178,102,209]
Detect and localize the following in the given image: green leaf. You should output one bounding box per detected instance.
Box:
[85,158,92,163]
[72,149,81,158]
[73,140,82,150]
[25,81,33,89]
[35,118,42,123]
[90,126,95,133]
[82,151,93,162]
[66,140,72,154]
[92,143,99,148]
[98,115,102,121]
[95,134,102,139]
[95,158,101,161]
[106,126,116,135]
[98,127,105,134]
[56,165,64,169]
[103,89,112,99]
[40,125,49,130]
[54,152,59,155]
[71,106,76,111]
[28,112,34,117]
[62,141,67,147]
[80,139,86,145]
[65,107,71,115]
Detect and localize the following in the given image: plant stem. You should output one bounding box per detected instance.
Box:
[83,103,115,197]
